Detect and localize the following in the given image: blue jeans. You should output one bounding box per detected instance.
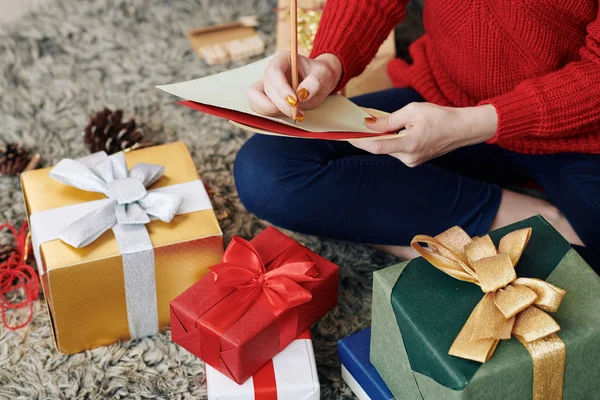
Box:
[234,88,600,258]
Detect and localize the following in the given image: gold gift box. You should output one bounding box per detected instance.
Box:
[20,142,224,354]
[276,0,395,98]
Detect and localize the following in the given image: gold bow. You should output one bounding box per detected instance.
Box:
[279,7,323,51]
[411,227,566,400]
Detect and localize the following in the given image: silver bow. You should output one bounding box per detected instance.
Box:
[50,152,183,248]
[49,151,184,339]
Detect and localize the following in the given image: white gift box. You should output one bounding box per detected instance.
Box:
[206,335,320,400]
[341,364,372,400]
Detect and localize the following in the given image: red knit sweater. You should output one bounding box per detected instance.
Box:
[310,0,600,154]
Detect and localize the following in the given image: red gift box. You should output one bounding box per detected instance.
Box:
[170,226,339,384]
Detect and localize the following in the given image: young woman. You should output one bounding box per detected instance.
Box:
[235,0,600,261]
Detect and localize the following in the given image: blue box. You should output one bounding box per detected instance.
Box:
[338,328,394,400]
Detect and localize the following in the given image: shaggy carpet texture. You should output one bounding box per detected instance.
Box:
[0,0,423,398]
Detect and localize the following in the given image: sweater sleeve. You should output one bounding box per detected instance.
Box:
[309,0,408,91]
[479,9,600,145]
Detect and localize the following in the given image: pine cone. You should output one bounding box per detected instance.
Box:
[0,243,17,265]
[84,108,149,155]
[0,143,33,176]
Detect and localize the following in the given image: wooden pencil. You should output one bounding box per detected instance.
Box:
[290,0,299,122]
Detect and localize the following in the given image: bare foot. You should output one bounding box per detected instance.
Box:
[373,244,419,260]
[491,189,583,246]
[373,189,584,259]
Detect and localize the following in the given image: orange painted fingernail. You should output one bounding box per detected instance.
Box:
[296,114,305,123]
[286,95,297,107]
[297,88,309,102]
[364,117,378,123]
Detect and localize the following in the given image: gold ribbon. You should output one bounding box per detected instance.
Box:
[278,7,323,51]
[411,227,566,400]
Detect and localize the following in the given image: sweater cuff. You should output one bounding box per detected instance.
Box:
[478,86,542,145]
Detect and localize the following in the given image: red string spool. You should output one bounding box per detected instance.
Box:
[0,221,39,330]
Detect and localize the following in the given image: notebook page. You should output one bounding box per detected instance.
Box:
[157,57,378,133]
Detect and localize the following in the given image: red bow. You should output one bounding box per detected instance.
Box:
[210,236,319,313]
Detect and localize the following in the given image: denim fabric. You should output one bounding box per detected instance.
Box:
[234,88,600,262]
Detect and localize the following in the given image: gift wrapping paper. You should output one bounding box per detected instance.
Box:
[275,0,395,98]
[206,330,319,400]
[170,226,339,384]
[20,142,223,354]
[338,328,393,400]
[370,216,600,399]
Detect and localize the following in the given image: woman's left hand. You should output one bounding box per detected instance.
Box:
[349,103,499,168]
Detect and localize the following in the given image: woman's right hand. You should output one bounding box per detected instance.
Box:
[247,51,343,121]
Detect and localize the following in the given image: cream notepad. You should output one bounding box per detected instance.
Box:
[157,57,395,140]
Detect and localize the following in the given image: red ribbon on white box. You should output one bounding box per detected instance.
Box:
[206,330,319,400]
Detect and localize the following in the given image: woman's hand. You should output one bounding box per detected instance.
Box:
[350,103,499,167]
[247,51,343,121]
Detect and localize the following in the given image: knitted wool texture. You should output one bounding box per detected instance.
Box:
[311,0,600,154]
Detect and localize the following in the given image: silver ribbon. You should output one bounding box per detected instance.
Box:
[48,151,184,339]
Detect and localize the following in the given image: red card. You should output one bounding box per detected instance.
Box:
[178,100,392,140]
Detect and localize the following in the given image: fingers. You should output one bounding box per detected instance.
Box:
[348,139,424,167]
[257,51,339,120]
[352,105,415,154]
[296,56,340,109]
[296,60,325,103]
[247,81,280,116]
[264,80,304,120]
[364,103,416,132]
[263,52,299,119]
[348,137,406,155]
[296,75,322,106]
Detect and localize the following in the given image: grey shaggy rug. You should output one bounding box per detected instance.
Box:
[0,1,423,398]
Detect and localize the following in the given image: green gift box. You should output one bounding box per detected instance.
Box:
[371,216,600,399]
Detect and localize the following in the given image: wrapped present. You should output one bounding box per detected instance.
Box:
[20,142,223,354]
[338,328,393,400]
[371,216,600,399]
[275,0,395,98]
[170,226,339,384]
[206,330,319,399]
